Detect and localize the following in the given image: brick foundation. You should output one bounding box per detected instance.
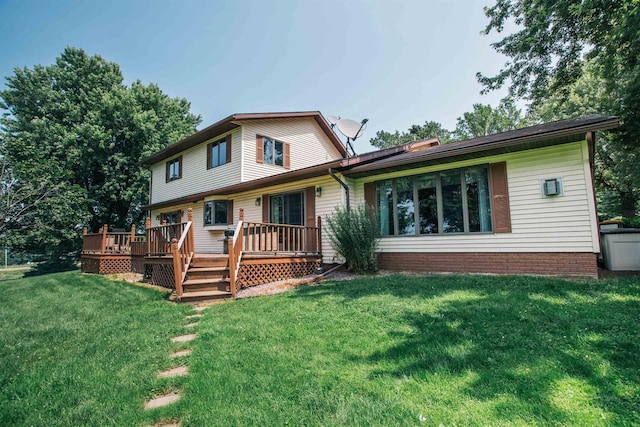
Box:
[377,252,598,278]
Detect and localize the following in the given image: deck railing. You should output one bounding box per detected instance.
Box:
[228,208,322,297]
[144,210,196,297]
[82,225,139,254]
[146,221,188,256]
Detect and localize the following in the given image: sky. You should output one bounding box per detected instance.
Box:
[0,0,517,154]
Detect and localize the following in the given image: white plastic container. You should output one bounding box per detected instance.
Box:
[600,229,640,271]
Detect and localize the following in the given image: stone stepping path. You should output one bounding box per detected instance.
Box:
[158,366,188,378]
[170,349,192,358]
[144,392,182,409]
[171,333,196,343]
[145,310,203,422]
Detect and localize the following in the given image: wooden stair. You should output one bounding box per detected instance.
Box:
[178,254,233,302]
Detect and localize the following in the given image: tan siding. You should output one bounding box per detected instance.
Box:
[241,118,344,182]
[353,141,599,253]
[150,130,242,204]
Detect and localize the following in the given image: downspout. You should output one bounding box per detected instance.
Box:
[328,168,350,211]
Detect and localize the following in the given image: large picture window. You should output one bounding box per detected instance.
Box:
[375,165,492,236]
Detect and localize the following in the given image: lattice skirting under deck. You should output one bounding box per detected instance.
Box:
[81,255,131,275]
[150,264,176,289]
[237,258,321,288]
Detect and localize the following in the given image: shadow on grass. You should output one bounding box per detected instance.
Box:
[293,274,640,423]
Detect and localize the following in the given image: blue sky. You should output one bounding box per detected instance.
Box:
[0,0,516,153]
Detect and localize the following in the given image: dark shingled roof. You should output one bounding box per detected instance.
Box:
[342,115,619,178]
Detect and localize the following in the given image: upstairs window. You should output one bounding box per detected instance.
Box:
[166,156,182,182]
[256,135,290,169]
[207,135,231,169]
[204,200,233,226]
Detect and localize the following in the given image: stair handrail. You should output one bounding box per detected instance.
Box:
[229,208,246,297]
[171,209,195,299]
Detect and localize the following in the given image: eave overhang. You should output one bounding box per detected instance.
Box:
[342,115,619,178]
[141,111,347,165]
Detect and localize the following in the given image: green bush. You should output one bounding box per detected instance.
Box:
[326,205,380,274]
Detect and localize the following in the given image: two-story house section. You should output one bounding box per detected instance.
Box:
[141,111,349,255]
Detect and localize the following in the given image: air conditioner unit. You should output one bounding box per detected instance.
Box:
[542,178,563,197]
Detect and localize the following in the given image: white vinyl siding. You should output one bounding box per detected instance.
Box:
[241,118,344,182]
[354,141,599,253]
[150,130,241,205]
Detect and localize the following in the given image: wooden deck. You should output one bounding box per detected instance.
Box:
[80,208,323,301]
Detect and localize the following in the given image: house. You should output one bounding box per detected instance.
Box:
[81,111,618,300]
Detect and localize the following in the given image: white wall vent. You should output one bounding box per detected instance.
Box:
[541,177,563,197]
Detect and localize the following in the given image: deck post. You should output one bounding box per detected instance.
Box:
[317,216,322,256]
[83,226,87,236]
[145,217,151,256]
[239,208,244,221]
[101,223,108,254]
[187,208,194,254]
[130,224,135,251]
[171,238,183,298]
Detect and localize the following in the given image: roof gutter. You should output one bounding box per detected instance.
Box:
[328,168,350,211]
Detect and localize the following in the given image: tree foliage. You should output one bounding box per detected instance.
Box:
[369,98,529,150]
[453,98,530,140]
[479,0,640,217]
[369,120,451,149]
[0,47,201,264]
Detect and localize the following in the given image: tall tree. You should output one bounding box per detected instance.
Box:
[0,47,201,265]
[453,98,530,140]
[370,120,451,149]
[478,0,640,217]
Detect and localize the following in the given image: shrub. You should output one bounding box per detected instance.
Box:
[326,205,380,274]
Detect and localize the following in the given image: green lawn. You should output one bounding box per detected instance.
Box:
[0,271,191,426]
[1,272,639,426]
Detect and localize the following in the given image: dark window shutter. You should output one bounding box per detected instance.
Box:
[256,136,264,164]
[489,162,512,233]
[305,186,316,227]
[206,143,212,170]
[226,134,232,164]
[283,142,291,169]
[262,194,269,222]
[165,161,170,182]
[364,182,375,208]
[177,156,183,179]
[305,186,317,250]
[226,200,234,224]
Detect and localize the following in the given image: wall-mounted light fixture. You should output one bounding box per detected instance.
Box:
[255,197,261,206]
[316,187,322,197]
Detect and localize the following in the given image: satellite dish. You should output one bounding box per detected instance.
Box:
[326,115,340,126]
[336,118,366,139]
[334,117,368,157]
